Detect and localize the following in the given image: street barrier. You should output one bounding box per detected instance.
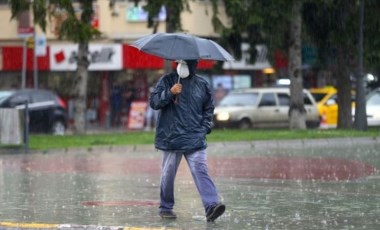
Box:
[0,108,23,145]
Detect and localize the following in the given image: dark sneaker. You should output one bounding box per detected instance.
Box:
[159,211,177,219]
[206,203,226,222]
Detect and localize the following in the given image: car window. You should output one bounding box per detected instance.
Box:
[277,93,290,106]
[304,93,313,105]
[311,93,327,103]
[9,93,30,106]
[367,93,380,105]
[32,91,50,103]
[0,91,13,104]
[259,93,276,106]
[219,93,259,106]
[326,94,337,105]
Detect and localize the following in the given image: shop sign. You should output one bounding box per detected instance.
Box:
[35,34,47,57]
[18,27,34,38]
[50,44,122,71]
[17,10,34,38]
[223,43,271,70]
[126,5,166,22]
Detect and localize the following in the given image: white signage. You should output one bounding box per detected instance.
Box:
[35,34,47,57]
[50,44,122,71]
[223,43,271,70]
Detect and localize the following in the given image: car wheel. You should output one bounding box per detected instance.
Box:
[51,121,65,136]
[238,118,251,129]
[306,120,320,129]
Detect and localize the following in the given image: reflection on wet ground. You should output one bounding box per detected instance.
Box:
[0,138,379,229]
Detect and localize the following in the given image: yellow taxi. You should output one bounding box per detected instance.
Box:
[310,86,355,128]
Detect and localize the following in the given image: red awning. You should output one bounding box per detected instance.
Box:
[2,44,215,71]
[198,60,215,69]
[2,46,50,71]
[123,45,164,69]
[123,44,214,70]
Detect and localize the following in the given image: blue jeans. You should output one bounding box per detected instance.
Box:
[159,149,219,214]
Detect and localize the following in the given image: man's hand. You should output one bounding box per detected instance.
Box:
[170,83,182,95]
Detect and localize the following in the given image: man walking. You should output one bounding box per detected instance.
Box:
[149,59,225,222]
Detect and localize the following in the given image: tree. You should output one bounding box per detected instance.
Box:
[143,0,190,33]
[9,0,101,134]
[288,1,306,129]
[139,0,190,72]
[303,0,361,129]
[211,0,307,129]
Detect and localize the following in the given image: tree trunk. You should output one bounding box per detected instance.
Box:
[336,46,353,129]
[288,1,306,130]
[73,42,90,134]
[164,4,176,73]
[354,1,367,130]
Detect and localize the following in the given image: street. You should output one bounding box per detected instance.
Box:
[0,137,379,230]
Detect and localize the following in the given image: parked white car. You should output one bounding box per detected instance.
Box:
[213,87,320,129]
[366,89,380,126]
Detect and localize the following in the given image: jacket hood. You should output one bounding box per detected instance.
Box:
[184,60,198,76]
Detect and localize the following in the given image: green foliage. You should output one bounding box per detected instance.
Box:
[362,0,380,68]
[210,0,294,63]
[26,129,380,150]
[211,0,380,73]
[32,0,47,31]
[143,0,190,32]
[9,0,101,42]
[302,0,380,70]
[9,0,29,20]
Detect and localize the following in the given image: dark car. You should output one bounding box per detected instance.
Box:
[0,89,67,135]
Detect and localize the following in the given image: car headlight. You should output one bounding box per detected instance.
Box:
[216,111,230,121]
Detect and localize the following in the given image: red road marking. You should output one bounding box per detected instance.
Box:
[209,156,377,181]
[4,155,377,181]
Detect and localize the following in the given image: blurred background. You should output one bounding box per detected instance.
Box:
[0,0,379,135]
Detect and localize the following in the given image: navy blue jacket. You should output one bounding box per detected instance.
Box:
[150,72,214,151]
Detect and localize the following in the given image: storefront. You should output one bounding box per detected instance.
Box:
[0,46,50,89]
[49,43,123,127]
[0,42,217,129]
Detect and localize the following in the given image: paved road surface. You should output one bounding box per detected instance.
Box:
[0,137,379,230]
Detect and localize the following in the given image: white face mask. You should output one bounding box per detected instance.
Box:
[176,61,190,79]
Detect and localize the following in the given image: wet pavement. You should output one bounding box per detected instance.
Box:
[0,137,379,230]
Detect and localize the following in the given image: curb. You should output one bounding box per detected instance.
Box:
[0,222,179,230]
[9,136,378,155]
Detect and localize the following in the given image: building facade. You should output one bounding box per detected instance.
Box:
[0,0,270,128]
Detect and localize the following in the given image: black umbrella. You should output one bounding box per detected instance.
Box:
[131,32,234,62]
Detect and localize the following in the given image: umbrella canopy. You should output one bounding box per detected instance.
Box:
[131,33,234,62]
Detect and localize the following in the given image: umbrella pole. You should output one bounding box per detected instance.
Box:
[177,76,181,84]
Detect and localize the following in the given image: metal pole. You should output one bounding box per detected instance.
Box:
[33,32,38,89]
[24,100,29,154]
[21,38,27,89]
